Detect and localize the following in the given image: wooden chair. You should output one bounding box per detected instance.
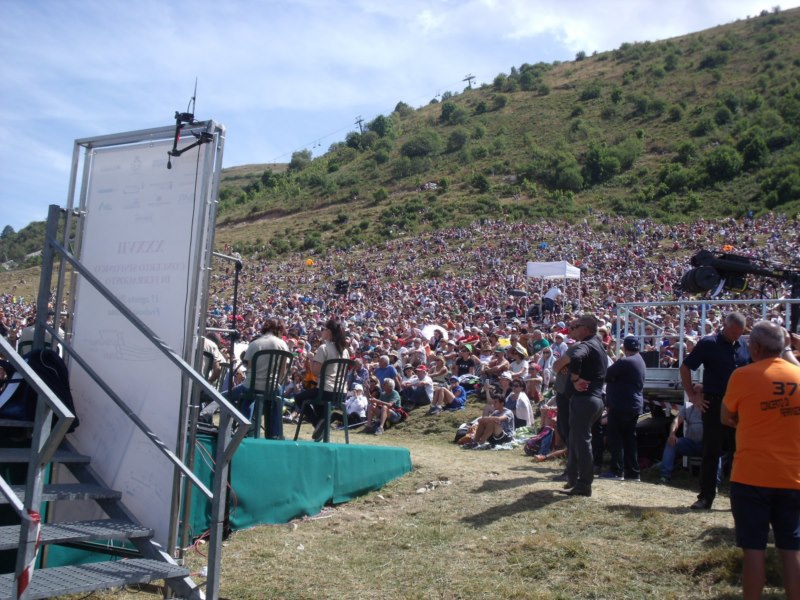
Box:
[241,349,294,439]
[293,358,354,444]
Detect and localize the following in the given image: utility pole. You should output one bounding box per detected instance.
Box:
[354,116,364,134]
[463,74,475,89]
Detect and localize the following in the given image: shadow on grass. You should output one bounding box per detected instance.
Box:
[471,476,540,493]
[697,524,736,547]
[508,464,558,474]
[461,489,567,528]
[605,503,730,517]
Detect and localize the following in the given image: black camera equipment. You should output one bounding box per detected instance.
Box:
[166,79,213,169]
[680,249,800,332]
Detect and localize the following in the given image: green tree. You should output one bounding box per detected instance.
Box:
[394,101,413,117]
[368,114,393,137]
[288,149,312,172]
[471,173,491,192]
[737,128,769,169]
[440,102,469,125]
[400,131,442,158]
[446,129,469,153]
[704,145,743,181]
[1,225,14,239]
[493,94,508,110]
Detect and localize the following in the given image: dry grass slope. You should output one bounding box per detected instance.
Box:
[56,403,791,600]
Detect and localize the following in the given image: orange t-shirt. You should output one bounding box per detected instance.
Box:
[723,357,800,490]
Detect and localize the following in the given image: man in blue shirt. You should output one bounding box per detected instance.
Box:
[680,311,749,510]
[373,355,399,387]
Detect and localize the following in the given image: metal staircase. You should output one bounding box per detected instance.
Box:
[0,441,193,600]
[0,268,249,600]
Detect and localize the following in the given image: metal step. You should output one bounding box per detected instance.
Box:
[0,558,190,600]
[0,518,153,551]
[0,447,91,464]
[0,419,34,428]
[0,483,122,505]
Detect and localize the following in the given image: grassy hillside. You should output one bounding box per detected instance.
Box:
[3,8,799,271]
[213,7,800,260]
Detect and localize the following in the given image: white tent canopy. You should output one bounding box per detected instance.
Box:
[526,261,581,279]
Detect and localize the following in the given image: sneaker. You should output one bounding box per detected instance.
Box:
[600,472,624,480]
[690,498,712,510]
[551,472,570,482]
[373,426,384,436]
[425,406,440,416]
[658,476,670,485]
[462,442,478,449]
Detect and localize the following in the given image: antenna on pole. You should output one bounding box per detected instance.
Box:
[166,78,212,170]
[463,74,476,89]
[354,116,364,134]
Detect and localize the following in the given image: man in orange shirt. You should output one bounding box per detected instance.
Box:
[721,321,800,600]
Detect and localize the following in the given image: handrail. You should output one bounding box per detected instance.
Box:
[0,476,25,517]
[0,336,76,600]
[43,237,251,498]
[614,298,800,382]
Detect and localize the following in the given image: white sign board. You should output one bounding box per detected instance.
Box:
[63,137,213,547]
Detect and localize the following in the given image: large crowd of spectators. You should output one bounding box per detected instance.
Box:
[2,212,798,407]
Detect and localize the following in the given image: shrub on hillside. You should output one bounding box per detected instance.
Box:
[760,163,800,208]
[368,114,394,138]
[579,82,602,101]
[691,118,715,137]
[703,145,743,181]
[471,173,491,193]
[393,102,413,117]
[493,95,509,110]
[698,51,729,69]
[667,105,684,122]
[714,106,733,125]
[675,140,698,165]
[400,131,442,158]
[288,149,312,172]
[440,101,469,125]
[736,128,770,169]
[446,129,469,153]
[392,156,413,179]
[373,188,388,203]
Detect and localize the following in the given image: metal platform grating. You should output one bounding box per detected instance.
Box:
[0,518,153,551]
[0,558,189,600]
[0,483,122,505]
[0,447,91,464]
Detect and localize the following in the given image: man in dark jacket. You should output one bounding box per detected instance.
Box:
[602,336,646,481]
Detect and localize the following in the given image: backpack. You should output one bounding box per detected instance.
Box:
[0,350,80,432]
[523,425,554,457]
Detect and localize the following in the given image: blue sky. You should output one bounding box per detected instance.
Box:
[1,0,796,231]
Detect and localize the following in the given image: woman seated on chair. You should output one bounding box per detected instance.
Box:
[294,319,350,440]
